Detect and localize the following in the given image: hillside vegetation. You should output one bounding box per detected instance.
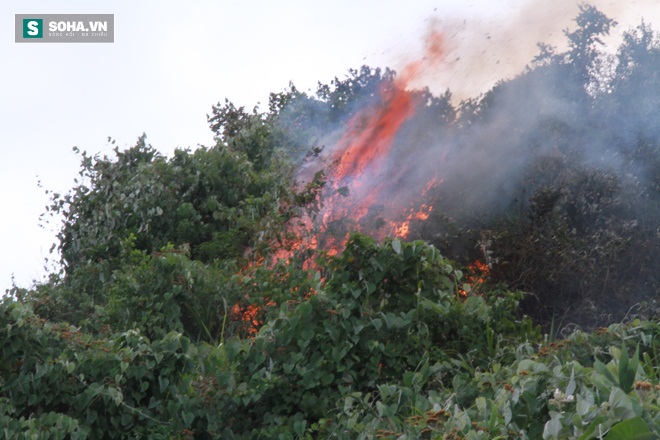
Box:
[2,6,658,439]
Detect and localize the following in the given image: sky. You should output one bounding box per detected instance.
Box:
[1,0,658,293]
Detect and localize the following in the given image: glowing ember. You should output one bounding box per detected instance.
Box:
[414,206,432,221]
[390,204,434,239]
[231,302,263,336]
[459,260,491,297]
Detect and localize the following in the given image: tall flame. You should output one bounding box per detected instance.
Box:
[313,27,447,252]
[236,28,459,334]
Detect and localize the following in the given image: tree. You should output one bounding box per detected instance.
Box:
[4,7,660,436]
[564,3,617,84]
[36,116,321,339]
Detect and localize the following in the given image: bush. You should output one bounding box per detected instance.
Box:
[208,234,533,437]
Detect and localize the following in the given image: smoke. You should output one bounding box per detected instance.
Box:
[300,2,659,221]
[400,0,660,104]
[278,2,659,325]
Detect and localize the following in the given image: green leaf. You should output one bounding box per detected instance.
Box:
[488,401,499,433]
[604,416,652,440]
[139,381,149,393]
[391,239,402,255]
[608,387,635,420]
[182,411,195,427]
[641,352,656,381]
[376,401,387,418]
[566,367,576,396]
[158,376,170,393]
[298,301,312,319]
[293,419,307,436]
[622,344,640,393]
[618,342,630,392]
[87,382,104,398]
[106,386,123,406]
[595,359,618,385]
[120,412,132,427]
[475,396,487,413]
[543,411,563,440]
[576,392,594,416]
[577,415,606,440]
[28,393,41,406]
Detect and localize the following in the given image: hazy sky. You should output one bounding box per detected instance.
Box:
[2,0,658,293]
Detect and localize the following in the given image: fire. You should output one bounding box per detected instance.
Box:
[234,26,448,335]
[230,302,262,336]
[459,260,491,297]
[332,29,445,183]
[334,83,418,181]
[390,203,434,239]
[308,26,447,252]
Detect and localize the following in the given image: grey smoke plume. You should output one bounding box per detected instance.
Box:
[278,3,659,326]
[403,0,660,104]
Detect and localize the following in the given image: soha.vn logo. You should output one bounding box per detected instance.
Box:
[23,18,43,38]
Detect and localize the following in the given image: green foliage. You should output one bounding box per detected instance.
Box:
[0,299,196,439]
[199,235,533,437]
[434,8,660,329]
[381,320,659,440]
[604,417,653,440]
[564,3,617,82]
[46,132,306,278]
[3,238,659,438]
[7,7,660,438]
[35,125,322,338]
[491,164,655,327]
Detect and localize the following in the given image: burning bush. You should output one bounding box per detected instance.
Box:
[7,6,660,438]
[263,6,660,330]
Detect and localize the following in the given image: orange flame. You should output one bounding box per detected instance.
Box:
[230,302,262,336]
[334,83,418,181]
[234,27,448,335]
[459,260,491,297]
[311,27,447,252]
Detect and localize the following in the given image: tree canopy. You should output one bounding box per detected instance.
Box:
[2,6,659,439]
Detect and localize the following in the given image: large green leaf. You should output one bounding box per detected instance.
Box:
[604,416,653,440]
